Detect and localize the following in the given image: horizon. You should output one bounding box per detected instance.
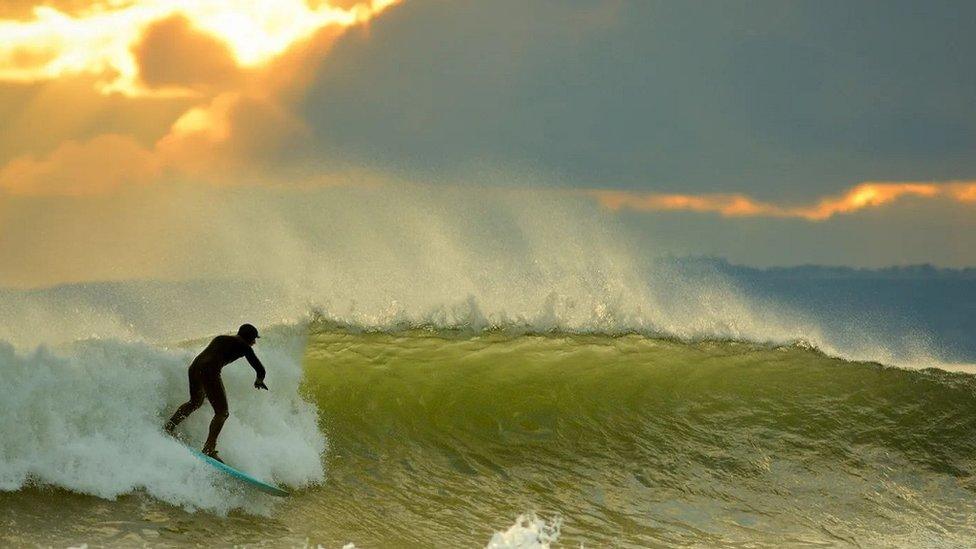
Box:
[3,256,976,292]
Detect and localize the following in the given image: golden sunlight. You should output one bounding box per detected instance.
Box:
[0,0,399,96]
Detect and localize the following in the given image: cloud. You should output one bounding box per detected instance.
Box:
[132,15,241,93]
[590,191,779,218]
[2,0,974,220]
[0,0,400,95]
[953,184,976,203]
[0,134,160,196]
[0,1,92,21]
[589,181,976,221]
[155,92,307,177]
[0,1,401,195]
[0,88,311,196]
[298,0,976,199]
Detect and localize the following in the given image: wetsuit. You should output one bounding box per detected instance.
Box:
[165,334,266,453]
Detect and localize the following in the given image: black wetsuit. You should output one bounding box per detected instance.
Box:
[165,334,266,453]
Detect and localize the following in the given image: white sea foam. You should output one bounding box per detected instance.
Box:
[486,513,562,549]
[0,326,324,513]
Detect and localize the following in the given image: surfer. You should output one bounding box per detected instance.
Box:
[164,323,269,462]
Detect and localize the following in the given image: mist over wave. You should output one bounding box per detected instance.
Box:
[0,181,957,369]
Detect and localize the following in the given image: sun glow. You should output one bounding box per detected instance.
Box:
[0,0,399,95]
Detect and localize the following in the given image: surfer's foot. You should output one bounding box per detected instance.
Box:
[163,423,187,442]
[202,448,224,463]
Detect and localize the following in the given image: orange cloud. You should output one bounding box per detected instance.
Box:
[592,191,779,217]
[0,87,314,197]
[590,181,976,221]
[156,92,307,176]
[0,134,160,196]
[0,1,401,196]
[0,1,92,21]
[949,183,976,203]
[0,0,401,96]
[793,182,941,220]
[133,15,241,93]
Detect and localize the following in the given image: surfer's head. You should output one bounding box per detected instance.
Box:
[237,323,260,345]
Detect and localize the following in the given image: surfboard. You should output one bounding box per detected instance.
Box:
[187,447,290,497]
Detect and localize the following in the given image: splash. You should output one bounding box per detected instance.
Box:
[0,326,324,513]
[486,514,562,549]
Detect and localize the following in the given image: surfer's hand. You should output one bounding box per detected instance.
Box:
[254,380,268,390]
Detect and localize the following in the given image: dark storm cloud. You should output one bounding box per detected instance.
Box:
[301,0,976,200]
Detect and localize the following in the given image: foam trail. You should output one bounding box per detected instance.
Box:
[0,325,324,513]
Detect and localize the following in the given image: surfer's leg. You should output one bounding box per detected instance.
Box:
[164,367,205,434]
[202,374,229,454]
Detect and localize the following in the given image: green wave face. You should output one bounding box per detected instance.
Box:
[303,330,976,547]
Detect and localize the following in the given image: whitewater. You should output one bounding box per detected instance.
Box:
[2,184,975,547]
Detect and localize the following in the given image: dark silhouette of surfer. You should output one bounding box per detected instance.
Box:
[164,324,268,462]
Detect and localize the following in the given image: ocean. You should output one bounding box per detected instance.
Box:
[1,264,975,547]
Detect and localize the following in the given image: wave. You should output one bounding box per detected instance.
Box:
[3,324,975,544]
[304,329,976,546]
[306,329,976,463]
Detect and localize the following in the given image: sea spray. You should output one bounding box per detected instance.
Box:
[0,183,953,368]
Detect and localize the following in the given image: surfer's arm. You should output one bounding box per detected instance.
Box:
[244,347,267,383]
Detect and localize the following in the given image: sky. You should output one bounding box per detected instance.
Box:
[0,0,974,287]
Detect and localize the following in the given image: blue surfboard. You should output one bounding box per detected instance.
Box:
[187,447,290,497]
